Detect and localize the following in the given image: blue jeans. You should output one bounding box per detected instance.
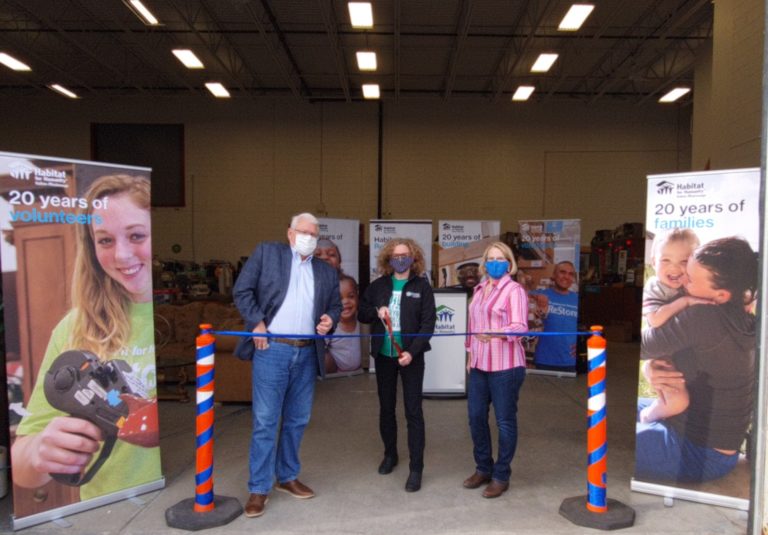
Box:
[467,366,526,483]
[635,398,739,483]
[248,342,317,494]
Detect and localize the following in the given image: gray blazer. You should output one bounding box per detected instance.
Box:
[232,241,341,376]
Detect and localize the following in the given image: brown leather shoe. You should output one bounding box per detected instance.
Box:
[244,493,269,518]
[275,479,315,499]
[482,479,509,499]
[463,471,492,489]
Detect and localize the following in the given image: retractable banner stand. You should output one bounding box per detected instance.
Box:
[430,221,499,396]
[317,218,363,378]
[0,152,164,529]
[633,168,760,510]
[516,219,581,377]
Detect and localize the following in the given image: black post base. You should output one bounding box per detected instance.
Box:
[559,495,635,531]
[165,495,243,531]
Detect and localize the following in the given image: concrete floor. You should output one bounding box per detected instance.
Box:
[2,341,750,533]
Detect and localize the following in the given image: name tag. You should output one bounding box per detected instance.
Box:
[405,291,421,298]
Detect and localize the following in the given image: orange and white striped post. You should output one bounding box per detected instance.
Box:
[165,324,243,529]
[194,324,216,513]
[586,325,607,512]
[559,326,635,530]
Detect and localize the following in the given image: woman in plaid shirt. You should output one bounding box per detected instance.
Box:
[463,241,528,499]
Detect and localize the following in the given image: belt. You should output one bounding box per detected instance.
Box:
[271,337,313,348]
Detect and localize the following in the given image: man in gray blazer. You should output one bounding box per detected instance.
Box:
[233,212,341,519]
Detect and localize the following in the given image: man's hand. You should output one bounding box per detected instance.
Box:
[252,321,269,350]
[316,314,333,335]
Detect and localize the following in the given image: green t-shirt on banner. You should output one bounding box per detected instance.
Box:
[380,276,407,358]
[16,302,162,501]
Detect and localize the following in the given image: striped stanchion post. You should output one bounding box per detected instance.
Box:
[559,326,635,530]
[165,324,243,530]
[194,324,216,513]
[587,325,608,513]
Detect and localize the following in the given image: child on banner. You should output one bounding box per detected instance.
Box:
[639,229,707,424]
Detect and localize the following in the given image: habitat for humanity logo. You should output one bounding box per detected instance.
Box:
[9,161,68,187]
[656,179,705,198]
[374,223,397,234]
[435,305,455,333]
[656,180,674,195]
[9,162,35,180]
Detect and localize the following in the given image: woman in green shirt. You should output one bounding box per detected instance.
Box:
[359,238,436,493]
[12,174,161,501]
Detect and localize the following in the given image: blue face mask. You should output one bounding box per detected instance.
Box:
[485,260,509,279]
[389,256,414,274]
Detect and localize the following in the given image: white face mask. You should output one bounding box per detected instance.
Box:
[293,232,318,256]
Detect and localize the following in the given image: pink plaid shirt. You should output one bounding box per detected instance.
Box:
[465,275,528,372]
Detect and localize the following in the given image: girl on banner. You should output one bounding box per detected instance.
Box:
[12,174,161,500]
[324,273,362,374]
[637,236,757,483]
[463,242,528,499]
[358,238,436,493]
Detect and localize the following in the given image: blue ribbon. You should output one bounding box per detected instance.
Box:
[211,329,599,339]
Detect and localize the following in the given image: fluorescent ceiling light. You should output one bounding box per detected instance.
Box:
[659,87,691,103]
[172,49,204,69]
[348,2,373,28]
[0,53,31,71]
[128,0,160,26]
[362,84,380,99]
[205,82,230,98]
[356,51,377,71]
[531,53,559,73]
[49,84,79,99]
[558,4,594,31]
[512,86,535,101]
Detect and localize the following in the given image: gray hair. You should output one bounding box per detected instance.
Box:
[290,212,319,229]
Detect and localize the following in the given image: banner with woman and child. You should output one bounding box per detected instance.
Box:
[633,168,760,510]
[0,152,164,529]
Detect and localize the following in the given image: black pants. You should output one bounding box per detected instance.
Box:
[375,353,425,473]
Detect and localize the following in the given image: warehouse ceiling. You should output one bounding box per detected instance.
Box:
[0,0,713,103]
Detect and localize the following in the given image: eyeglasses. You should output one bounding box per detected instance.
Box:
[294,229,319,239]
